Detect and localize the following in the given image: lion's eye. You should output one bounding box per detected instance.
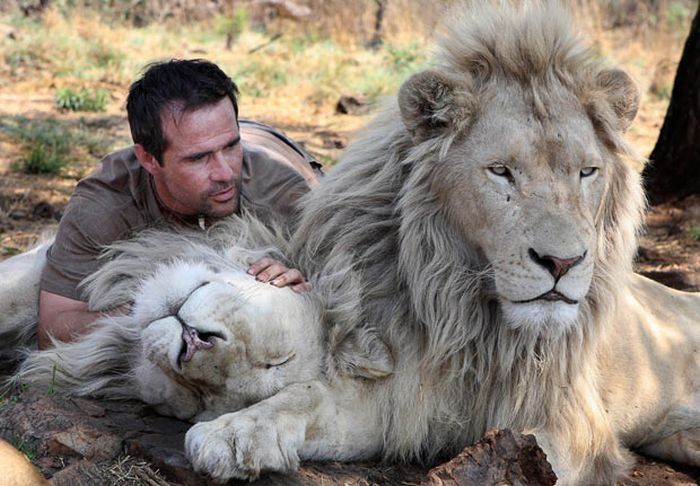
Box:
[264,353,295,369]
[488,164,511,178]
[580,167,599,178]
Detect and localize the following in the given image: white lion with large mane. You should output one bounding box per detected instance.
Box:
[1,2,699,484]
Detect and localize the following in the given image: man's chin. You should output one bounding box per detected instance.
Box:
[205,189,239,219]
[201,196,236,219]
[207,202,237,219]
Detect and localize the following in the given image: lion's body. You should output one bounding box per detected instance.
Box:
[7,220,328,420]
[288,2,700,482]
[1,2,699,484]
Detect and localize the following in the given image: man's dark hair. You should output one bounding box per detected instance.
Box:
[126,59,239,164]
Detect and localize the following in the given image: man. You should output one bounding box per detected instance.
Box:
[38,59,322,349]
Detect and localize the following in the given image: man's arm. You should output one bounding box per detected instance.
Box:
[37,290,122,350]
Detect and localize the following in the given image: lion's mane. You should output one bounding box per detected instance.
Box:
[291,2,645,480]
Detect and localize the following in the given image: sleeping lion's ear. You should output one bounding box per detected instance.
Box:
[398,69,475,143]
[591,69,640,133]
[335,327,394,379]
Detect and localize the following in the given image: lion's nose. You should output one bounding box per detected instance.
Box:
[528,248,587,281]
[178,323,225,365]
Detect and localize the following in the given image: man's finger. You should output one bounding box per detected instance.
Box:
[247,257,276,276]
[256,263,287,283]
[271,269,303,287]
[291,281,312,293]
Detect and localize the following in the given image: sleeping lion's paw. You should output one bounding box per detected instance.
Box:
[185,408,304,481]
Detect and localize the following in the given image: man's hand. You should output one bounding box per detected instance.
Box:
[247,257,311,293]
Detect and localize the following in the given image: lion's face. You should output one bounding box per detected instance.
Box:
[128,262,323,420]
[445,87,603,330]
[399,68,639,333]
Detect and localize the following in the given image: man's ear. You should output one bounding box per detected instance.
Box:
[134,144,161,176]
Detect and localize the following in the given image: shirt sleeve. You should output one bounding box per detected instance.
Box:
[40,194,133,301]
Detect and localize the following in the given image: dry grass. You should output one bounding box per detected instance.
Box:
[105,456,170,486]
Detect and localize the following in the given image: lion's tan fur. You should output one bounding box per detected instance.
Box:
[0,439,48,486]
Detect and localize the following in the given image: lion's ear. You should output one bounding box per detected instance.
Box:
[590,69,640,133]
[398,69,474,143]
[335,327,394,379]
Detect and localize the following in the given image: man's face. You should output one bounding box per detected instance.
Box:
[146,97,243,219]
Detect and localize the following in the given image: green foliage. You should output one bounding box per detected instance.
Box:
[653,84,673,100]
[214,6,249,43]
[1,117,113,175]
[232,60,290,99]
[11,435,37,461]
[5,118,71,174]
[89,41,125,69]
[0,245,23,257]
[16,145,67,175]
[383,42,424,73]
[689,226,700,241]
[54,87,109,112]
[665,2,690,29]
[3,34,46,75]
[0,382,29,410]
[290,32,322,53]
[47,363,57,395]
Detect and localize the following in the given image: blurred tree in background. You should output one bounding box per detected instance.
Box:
[644,1,700,204]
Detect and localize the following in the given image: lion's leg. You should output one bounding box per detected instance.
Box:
[184,378,381,481]
[638,396,700,466]
[640,428,700,466]
[533,430,632,486]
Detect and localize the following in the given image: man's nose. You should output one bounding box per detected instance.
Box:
[209,151,234,181]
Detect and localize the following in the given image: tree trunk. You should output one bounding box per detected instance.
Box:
[643,3,700,204]
[367,0,388,49]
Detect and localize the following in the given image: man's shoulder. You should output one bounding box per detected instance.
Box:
[239,120,323,187]
[64,146,161,242]
[77,146,142,194]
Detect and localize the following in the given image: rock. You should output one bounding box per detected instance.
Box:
[422,429,557,486]
[8,209,28,220]
[335,95,372,115]
[32,201,55,220]
[315,129,348,149]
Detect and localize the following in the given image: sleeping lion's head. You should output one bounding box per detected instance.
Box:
[129,261,323,421]
[397,3,645,333]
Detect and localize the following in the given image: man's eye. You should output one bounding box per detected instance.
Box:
[580,167,599,178]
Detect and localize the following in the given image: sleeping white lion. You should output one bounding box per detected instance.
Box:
[2,219,392,478]
[2,2,700,485]
[4,223,327,422]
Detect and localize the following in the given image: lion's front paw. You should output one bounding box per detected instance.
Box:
[185,409,304,481]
